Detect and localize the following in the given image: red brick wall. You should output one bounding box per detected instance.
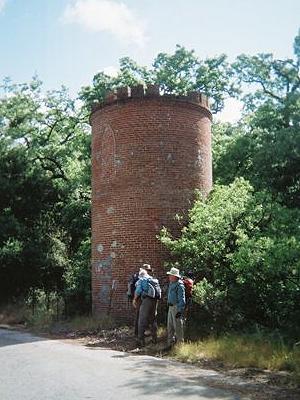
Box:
[90,86,212,321]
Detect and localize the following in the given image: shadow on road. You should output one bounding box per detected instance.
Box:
[120,356,238,399]
[0,328,47,348]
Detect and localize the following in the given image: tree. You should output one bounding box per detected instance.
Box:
[153,46,238,112]
[0,142,67,302]
[80,45,238,113]
[160,178,300,335]
[233,31,300,130]
[214,31,300,207]
[0,77,91,310]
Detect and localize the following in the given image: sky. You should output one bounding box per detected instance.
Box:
[0,0,299,121]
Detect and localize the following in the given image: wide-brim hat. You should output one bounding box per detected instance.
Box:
[167,267,181,278]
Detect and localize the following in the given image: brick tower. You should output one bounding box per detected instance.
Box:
[90,85,212,320]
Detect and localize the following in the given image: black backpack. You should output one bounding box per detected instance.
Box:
[127,272,139,299]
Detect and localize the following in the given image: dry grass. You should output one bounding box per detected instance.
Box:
[27,314,118,335]
[62,315,117,332]
[0,302,117,334]
[157,325,167,338]
[172,334,300,384]
[0,303,27,326]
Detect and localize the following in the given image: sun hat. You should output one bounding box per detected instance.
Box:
[166,267,181,278]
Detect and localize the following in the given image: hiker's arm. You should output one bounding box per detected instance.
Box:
[133,279,142,307]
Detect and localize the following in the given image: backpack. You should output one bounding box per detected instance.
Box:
[127,272,139,299]
[145,277,161,300]
[182,277,194,299]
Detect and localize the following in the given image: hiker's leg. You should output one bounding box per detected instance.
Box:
[149,300,158,343]
[167,305,176,346]
[134,298,141,337]
[138,298,151,346]
[175,306,184,343]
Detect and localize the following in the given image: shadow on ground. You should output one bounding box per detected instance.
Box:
[0,327,47,348]
[119,356,239,399]
[119,356,300,400]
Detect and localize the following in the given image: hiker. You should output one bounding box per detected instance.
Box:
[127,264,152,337]
[132,267,161,347]
[166,267,186,347]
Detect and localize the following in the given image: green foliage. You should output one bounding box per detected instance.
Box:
[214,31,300,207]
[63,238,91,315]
[0,142,66,301]
[153,46,238,113]
[160,178,300,336]
[25,290,65,329]
[1,29,299,330]
[232,30,300,128]
[0,78,91,312]
[213,123,300,207]
[80,45,238,113]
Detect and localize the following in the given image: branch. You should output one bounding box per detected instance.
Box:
[243,77,284,102]
[33,155,69,182]
[59,132,75,146]
[44,119,61,143]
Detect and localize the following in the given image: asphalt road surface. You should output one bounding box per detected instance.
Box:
[0,328,242,400]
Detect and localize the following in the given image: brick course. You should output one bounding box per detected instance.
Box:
[90,86,212,321]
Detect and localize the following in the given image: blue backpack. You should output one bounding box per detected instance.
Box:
[145,277,161,300]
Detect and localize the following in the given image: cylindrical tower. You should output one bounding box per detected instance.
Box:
[90,85,212,320]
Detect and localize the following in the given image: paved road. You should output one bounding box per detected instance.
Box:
[0,328,241,400]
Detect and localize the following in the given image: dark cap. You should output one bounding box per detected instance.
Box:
[142,263,152,272]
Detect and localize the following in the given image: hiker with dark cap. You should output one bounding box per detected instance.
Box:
[166,267,186,347]
[132,267,161,347]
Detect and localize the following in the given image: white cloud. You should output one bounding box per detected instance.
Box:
[0,0,6,13]
[216,98,243,123]
[63,0,147,47]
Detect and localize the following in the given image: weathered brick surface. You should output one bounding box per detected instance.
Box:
[90,87,212,321]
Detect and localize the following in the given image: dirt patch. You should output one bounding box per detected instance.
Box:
[48,324,169,356]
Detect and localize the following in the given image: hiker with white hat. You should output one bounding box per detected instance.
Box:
[166,267,186,347]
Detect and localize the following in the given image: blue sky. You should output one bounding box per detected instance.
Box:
[0,0,299,120]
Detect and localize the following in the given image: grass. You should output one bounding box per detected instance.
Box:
[157,325,167,338]
[0,302,27,326]
[26,313,118,335]
[0,302,117,334]
[60,315,117,332]
[172,333,300,385]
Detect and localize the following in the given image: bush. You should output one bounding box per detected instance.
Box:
[160,178,300,336]
[63,238,91,315]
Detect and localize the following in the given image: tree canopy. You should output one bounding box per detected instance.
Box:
[0,31,299,334]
